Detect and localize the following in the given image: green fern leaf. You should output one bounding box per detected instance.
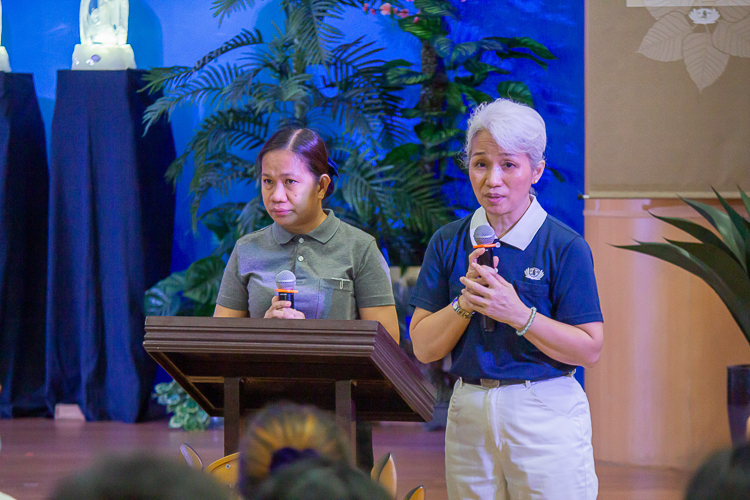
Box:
[211,0,256,26]
[496,81,534,107]
[144,271,187,317]
[183,256,226,305]
[398,17,447,40]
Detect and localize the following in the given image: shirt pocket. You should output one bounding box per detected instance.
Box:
[318,278,356,320]
[513,281,551,317]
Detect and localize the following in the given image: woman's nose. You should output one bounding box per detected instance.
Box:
[486,165,504,186]
[269,183,286,202]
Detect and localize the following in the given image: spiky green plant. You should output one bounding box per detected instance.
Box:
[616,189,750,344]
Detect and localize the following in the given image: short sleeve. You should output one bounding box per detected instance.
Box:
[552,236,603,325]
[409,231,451,313]
[216,245,250,311]
[353,240,395,308]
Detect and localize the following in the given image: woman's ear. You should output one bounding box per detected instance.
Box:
[317,174,331,199]
[532,161,545,184]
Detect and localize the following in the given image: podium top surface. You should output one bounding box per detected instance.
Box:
[144,316,436,422]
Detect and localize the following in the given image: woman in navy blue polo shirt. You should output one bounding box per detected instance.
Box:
[409,99,603,499]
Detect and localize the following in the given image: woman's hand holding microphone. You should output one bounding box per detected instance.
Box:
[459,248,530,331]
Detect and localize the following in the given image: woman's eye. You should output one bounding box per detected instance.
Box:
[285,179,297,185]
[262,179,272,186]
[503,162,516,169]
[473,161,486,169]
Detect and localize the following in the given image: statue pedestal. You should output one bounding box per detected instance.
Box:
[72,44,136,70]
[0,48,10,72]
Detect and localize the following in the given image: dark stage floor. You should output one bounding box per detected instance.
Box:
[0,419,689,500]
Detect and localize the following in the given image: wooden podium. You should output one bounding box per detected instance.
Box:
[143,317,436,457]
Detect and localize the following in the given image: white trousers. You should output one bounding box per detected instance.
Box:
[445,375,598,500]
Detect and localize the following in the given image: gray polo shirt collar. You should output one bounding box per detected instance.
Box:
[469,195,547,251]
[271,209,340,245]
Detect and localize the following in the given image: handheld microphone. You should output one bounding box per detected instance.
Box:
[275,270,298,309]
[473,225,497,332]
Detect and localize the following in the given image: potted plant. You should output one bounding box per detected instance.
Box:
[616,188,750,443]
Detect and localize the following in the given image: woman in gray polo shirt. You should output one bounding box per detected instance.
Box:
[214,128,398,471]
[213,127,399,342]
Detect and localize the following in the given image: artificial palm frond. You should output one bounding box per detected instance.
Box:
[193,28,265,71]
[194,109,270,154]
[392,174,451,235]
[337,158,395,221]
[142,66,194,95]
[616,189,750,343]
[235,195,273,236]
[284,0,347,65]
[143,64,245,130]
[187,155,252,227]
[211,0,256,26]
[248,74,315,116]
[163,110,266,190]
[141,29,263,100]
[320,42,408,146]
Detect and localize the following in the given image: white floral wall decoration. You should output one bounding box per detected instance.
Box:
[636,1,750,90]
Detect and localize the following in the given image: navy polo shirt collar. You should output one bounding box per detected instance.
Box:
[271,209,340,244]
[469,195,547,251]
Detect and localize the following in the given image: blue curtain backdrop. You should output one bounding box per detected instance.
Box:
[0,73,49,418]
[45,70,175,422]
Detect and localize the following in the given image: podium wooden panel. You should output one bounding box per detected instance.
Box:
[143,317,436,457]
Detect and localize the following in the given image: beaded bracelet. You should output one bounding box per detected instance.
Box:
[516,307,537,336]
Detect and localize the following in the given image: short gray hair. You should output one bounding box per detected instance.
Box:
[463,98,547,168]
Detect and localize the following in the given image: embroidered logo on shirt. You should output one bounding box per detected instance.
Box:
[524,267,544,281]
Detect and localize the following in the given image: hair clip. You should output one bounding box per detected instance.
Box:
[269,447,320,474]
[327,157,339,177]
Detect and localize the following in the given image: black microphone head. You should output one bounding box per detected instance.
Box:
[474,225,496,246]
[276,270,296,290]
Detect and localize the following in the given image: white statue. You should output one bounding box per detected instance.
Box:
[0,0,11,72]
[80,0,129,45]
[72,0,136,70]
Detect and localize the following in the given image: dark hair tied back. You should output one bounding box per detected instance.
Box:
[269,447,320,474]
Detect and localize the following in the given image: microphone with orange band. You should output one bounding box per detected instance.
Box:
[473,225,498,333]
[275,270,298,309]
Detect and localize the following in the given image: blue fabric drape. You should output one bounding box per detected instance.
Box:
[46,70,175,422]
[0,73,49,418]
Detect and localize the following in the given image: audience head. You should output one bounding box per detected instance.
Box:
[256,128,337,199]
[238,402,351,497]
[48,453,232,500]
[252,457,391,500]
[685,443,750,500]
[464,98,547,169]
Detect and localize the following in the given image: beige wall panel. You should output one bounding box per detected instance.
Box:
[586,2,750,197]
[585,199,749,469]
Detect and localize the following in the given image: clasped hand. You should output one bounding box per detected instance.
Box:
[264,295,305,319]
[459,247,529,330]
